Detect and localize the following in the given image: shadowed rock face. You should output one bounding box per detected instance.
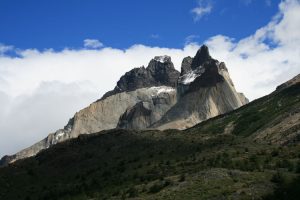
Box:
[188,60,224,91]
[117,88,177,129]
[0,155,15,166]
[118,101,152,129]
[180,56,193,76]
[191,45,212,70]
[101,56,180,100]
[177,45,225,96]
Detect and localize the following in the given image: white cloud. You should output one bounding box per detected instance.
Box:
[185,35,200,45]
[205,0,300,99]
[0,0,300,157]
[191,0,213,21]
[0,81,99,156]
[83,39,104,49]
[0,43,14,55]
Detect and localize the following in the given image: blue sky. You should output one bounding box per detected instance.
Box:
[0,0,280,50]
[0,0,300,157]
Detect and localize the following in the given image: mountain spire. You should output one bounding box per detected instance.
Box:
[191,45,212,69]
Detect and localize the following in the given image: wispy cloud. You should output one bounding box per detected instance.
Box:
[205,0,300,100]
[191,0,213,21]
[83,39,104,49]
[240,0,253,6]
[0,43,14,55]
[185,35,199,45]
[241,0,272,7]
[150,34,160,39]
[265,0,272,6]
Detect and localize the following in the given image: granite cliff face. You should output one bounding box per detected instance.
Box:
[152,46,248,130]
[1,45,248,165]
[117,87,177,129]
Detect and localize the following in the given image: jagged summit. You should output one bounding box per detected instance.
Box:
[178,45,225,95]
[153,55,171,63]
[101,55,180,99]
[191,45,212,70]
[152,46,248,130]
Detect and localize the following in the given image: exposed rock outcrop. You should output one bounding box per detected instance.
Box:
[276,74,300,91]
[117,87,177,129]
[180,56,193,76]
[117,87,176,129]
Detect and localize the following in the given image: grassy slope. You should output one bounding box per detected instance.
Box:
[0,83,299,200]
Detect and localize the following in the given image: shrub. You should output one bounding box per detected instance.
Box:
[126,187,138,197]
[148,179,171,194]
[271,171,284,184]
[179,174,185,182]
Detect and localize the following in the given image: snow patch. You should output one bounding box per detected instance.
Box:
[149,86,175,96]
[154,55,170,63]
[55,131,65,141]
[178,67,205,85]
[156,87,175,94]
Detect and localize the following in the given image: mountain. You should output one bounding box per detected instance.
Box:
[152,46,248,130]
[0,74,299,200]
[0,45,247,165]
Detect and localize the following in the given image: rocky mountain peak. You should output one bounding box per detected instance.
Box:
[191,45,212,70]
[147,55,175,72]
[178,45,225,95]
[100,56,179,100]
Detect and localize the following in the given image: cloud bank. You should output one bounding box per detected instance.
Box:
[0,0,299,157]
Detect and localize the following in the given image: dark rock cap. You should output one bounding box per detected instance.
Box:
[178,45,225,94]
[100,56,180,100]
[191,45,212,70]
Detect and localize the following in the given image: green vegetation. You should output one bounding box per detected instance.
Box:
[0,83,299,200]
